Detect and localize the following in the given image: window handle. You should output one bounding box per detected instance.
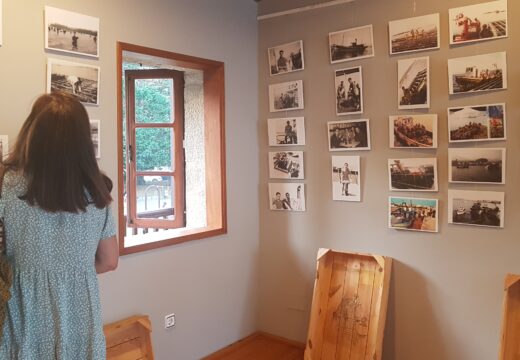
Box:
[129,144,134,162]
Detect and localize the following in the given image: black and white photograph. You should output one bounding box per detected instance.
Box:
[331,156,361,202]
[448,189,504,228]
[389,13,440,55]
[389,197,438,233]
[449,0,507,45]
[90,119,100,159]
[47,58,100,105]
[267,117,305,146]
[45,6,99,58]
[329,24,375,64]
[388,158,438,192]
[0,135,8,160]
[390,114,437,149]
[335,66,363,115]
[268,80,304,112]
[268,40,304,76]
[448,52,507,94]
[268,151,304,180]
[398,57,429,109]
[327,119,370,151]
[448,104,506,143]
[449,148,505,184]
[269,182,305,212]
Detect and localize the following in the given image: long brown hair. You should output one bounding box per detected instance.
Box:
[3,92,112,212]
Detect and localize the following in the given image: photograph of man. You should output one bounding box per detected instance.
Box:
[272,192,283,210]
[277,50,288,72]
[339,162,351,196]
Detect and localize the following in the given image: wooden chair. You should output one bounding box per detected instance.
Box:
[104,315,154,360]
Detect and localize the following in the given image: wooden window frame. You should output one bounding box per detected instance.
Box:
[117,42,227,255]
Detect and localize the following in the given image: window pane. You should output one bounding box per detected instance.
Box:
[136,176,175,220]
[135,78,173,123]
[135,127,173,172]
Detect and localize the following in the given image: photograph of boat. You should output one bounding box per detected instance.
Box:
[389,197,438,232]
[269,151,304,180]
[335,66,363,115]
[389,13,440,54]
[390,114,437,149]
[268,80,304,112]
[398,57,429,109]
[268,40,304,76]
[449,0,507,45]
[448,52,507,94]
[329,24,374,64]
[388,158,437,192]
[448,189,504,228]
[448,104,505,142]
[448,148,505,184]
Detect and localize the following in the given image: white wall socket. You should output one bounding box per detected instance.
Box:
[165,313,176,329]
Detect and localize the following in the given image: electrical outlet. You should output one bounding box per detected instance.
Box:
[165,313,176,329]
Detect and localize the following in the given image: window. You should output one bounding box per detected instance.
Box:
[117,42,227,255]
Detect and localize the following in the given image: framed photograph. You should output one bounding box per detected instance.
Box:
[90,119,100,159]
[45,6,99,58]
[267,117,305,146]
[329,25,375,64]
[268,80,304,112]
[449,0,507,45]
[0,135,8,160]
[448,148,505,184]
[268,151,304,180]
[268,40,304,76]
[389,114,437,149]
[448,190,504,228]
[327,119,370,151]
[389,13,440,55]
[331,156,361,202]
[388,158,438,192]
[47,58,100,105]
[269,182,305,212]
[389,196,438,232]
[448,103,506,143]
[335,66,363,115]
[448,52,507,94]
[398,56,429,109]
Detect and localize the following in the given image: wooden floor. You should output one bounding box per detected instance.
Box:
[203,332,304,360]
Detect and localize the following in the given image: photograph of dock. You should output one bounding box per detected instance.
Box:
[448,148,505,184]
[389,13,440,54]
[389,197,438,233]
[448,189,504,228]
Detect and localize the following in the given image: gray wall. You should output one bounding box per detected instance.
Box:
[0,0,259,359]
[258,1,519,359]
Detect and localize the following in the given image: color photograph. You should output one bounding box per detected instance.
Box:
[389,197,438,232]
[448,52,507,94]
[449,148,505,184]
[267,117,305,146]
[90,120,100,159]
[398,57,429,109]
[268,80,304,112]
[0,135,8,160]
[327,119,370,151]
[389,114,437,148]
[448,104,506,143]
[269,182,305,212]
[388,158,438,192]
[268,151,304,180]
[449,0,507,45]
[331,155,361,202]
[47,58,100,105]
[335,66,363,115]
[329,24,375,64]
[389,13,440,54]
[268,40,304,76]
[448,189,504,228]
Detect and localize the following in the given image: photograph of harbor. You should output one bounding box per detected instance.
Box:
[388,158,437,192]
[89,120,100,159]
[331,156,361,202]
[328,119,370,151]
[390,114,437,149]
[269,151,304,180]
[268,80,304,112]
[398,57,429,109]
[0,135,8,160]
[449,148,505,184]
[389,13,440,54]
[389,197,438,233]
[448,189,504,228]
[448,104,506,142]
[335,66,363,115]
[47,58,100,105]
[449,0,507,45]
[268,117,305,146]
[448,52,507,94]
[329,24,375,64]
[269,182,305,212]
[268,40,304,76]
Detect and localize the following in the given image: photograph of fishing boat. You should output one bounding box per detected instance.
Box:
[268,80,304,112]
[328,119,370,151]
[389,197,438,232]
[449,0,507,45]
[448,189,504,228]
[449,148,505,184]
[448,52,507,94]
[448,104,506,143]
[329,24,374,64]
[390,114,437,149]
[331,156,361,202]
[267,117,306,146]
[389,13,440,55]
[398,57,429,109]
[268,40,304,76]
[388,158,437,192]
[335,66,363,115]
[269,151,304,180]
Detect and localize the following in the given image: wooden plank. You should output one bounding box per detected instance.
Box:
[364,258,385,360]
[500,274,520,360]
[104,315,154,360]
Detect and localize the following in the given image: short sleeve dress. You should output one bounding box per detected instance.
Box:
[0,171,116,360]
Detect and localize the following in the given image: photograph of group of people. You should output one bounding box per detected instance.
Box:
[268,80,304,112]
[335,66,363,115]
[448,104,506,142]
[328,119,370,151]
[389,197,438,233]
[390,114,437,148]
[389,13,440,55]
[269,183,305,212]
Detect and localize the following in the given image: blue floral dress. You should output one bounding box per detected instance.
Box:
[0,171,116,359]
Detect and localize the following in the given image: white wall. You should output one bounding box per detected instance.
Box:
[0,0,259,358]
